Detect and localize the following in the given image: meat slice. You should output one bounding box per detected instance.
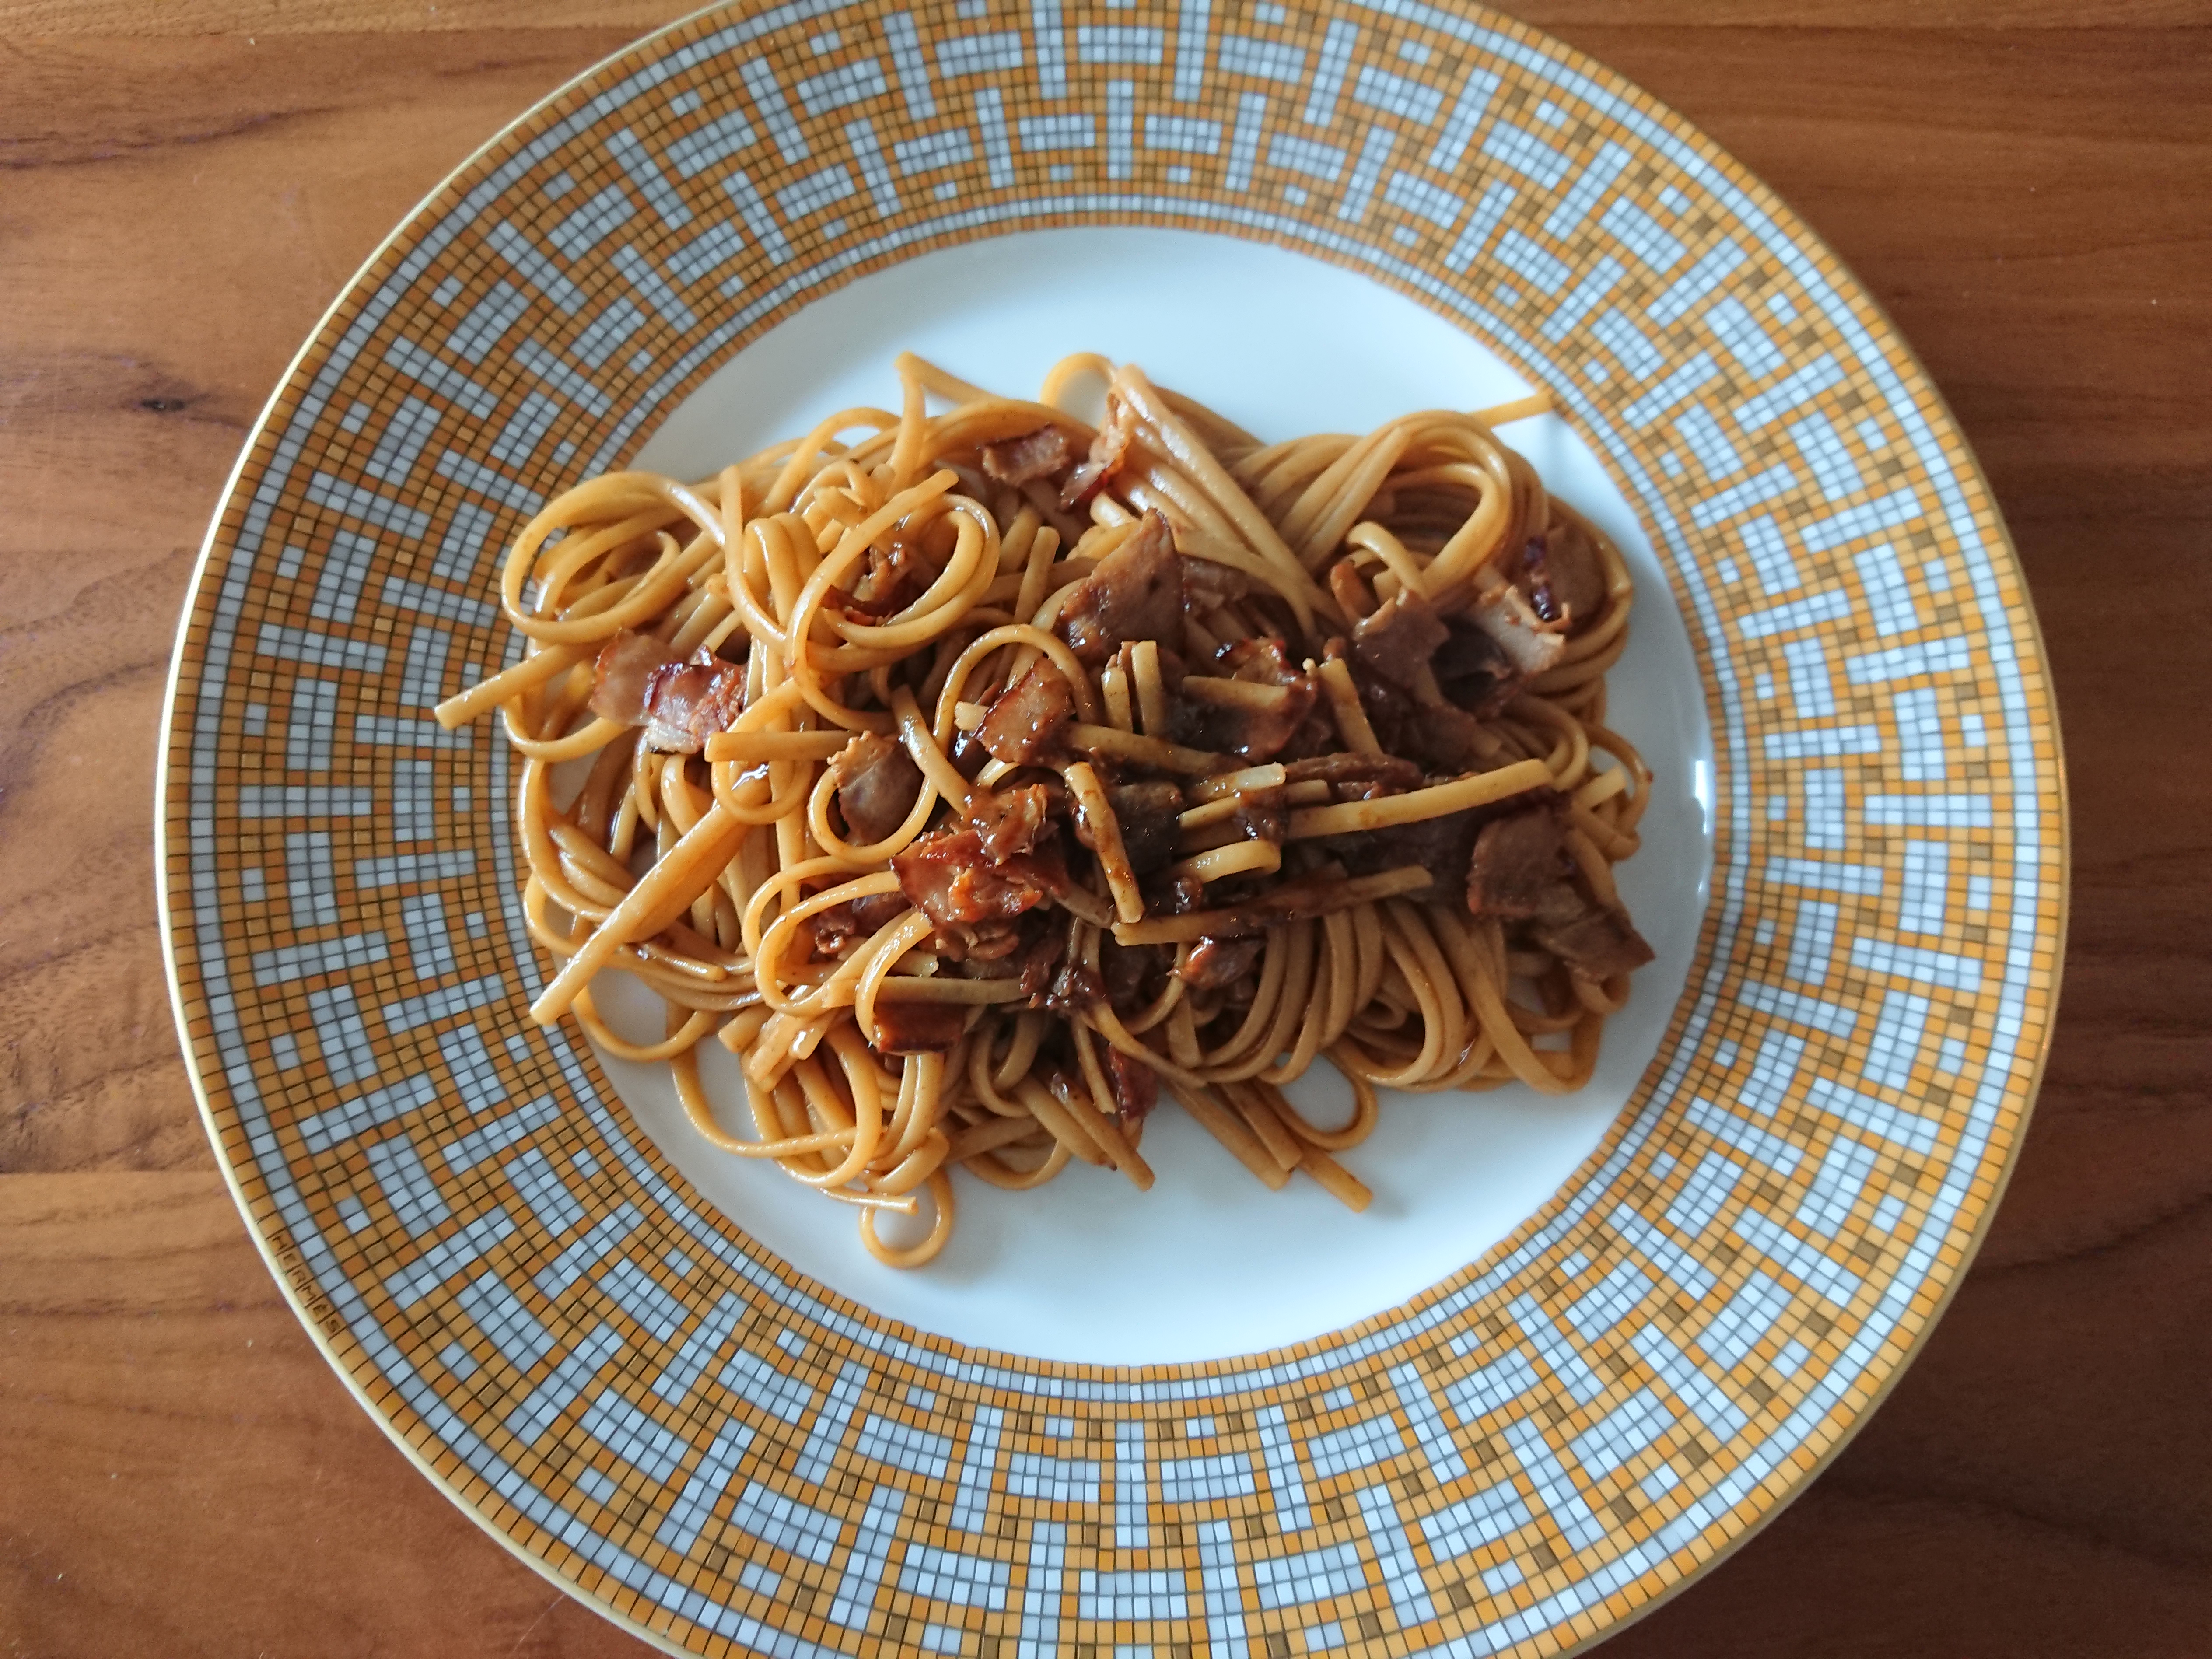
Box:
[1172,683,1316,763]
[807,890,910,959]
[1106,781,1185,876]
[1349,586,1449,687]
[1172,638,1320,764]
[870,999,968,1054]
[1227,786,1288,845]
[1057,509,1182,667]
[1013,911,1074,999]
[1218,637,1304,687]
[1103,1046,1159,1125]
[1336,644,1494,774]
[1469,584,1567,678]
[829,732,923,844]
[1041,960,1106,1014]
[1532,904,1655,982]
[834,529,938,620]
[1320,809,1485,908]
[1466,801,1570,920]
[966,784,1052,861]
[1180,934,1264,990]
[1140,868,1207,918]
[1100,935,1167,1009]
[1429,619,1520,718]
[976,658,1075,766]
[644,659,747,751]
[1517,526,1606,629]
[589,630,683,723]
[1183,556,1251,615]
[948,726,992,781]
[892,824,1069,928]
[1061,399,1134,509]
[589,630,749,753]
[980,424,1074,487]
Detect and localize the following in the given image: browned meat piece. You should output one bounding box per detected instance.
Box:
[1229,786,1288,845]
[834,528,938,620]
[1141,868,1207,917]
[1061,399,1133,509]
[1271,705,1341,763]
[980,424,1074,487]
[589,630,749,753]
[1179,933,1264,990]
[1285,752,1425,797]
[1172,639,1320,764]
[1218,637,1302,686]
[1532,904,1655,981]
[976,658,1075,766]
[1057,510,1182,668]
[644,657,747,752]
[1516,526,1606,629]
[948,727,991,780]
[588,630,683,723]
[966,919,1029,960]
[1103,1045,1159,1125]
[1466,801,1570,920]
[806,890,912,959]
[892,823,1069,927]
[1350,586,1449,687]
[1183,556,1251,615]
[1172,682,1316,764]
[1320,810,1485,907]
[1100,935,1167,1008]
[966,784,1052,861]
[1106,780,1184,876]
[829,732,923,844]
[806,909,853,962]
[1429,619,1520,717]
[1335,644,1493,774]
[1015,912,1074,999]
[1516,536,1563,626]
[852,891,910,931]
[994,768,1078,817]
[870,999,968,1055]
[1470,583,1567,677]
[1042,960,1106,1013]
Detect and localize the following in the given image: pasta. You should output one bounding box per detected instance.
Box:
[434,352,1656,1267]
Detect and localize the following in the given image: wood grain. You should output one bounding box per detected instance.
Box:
[2,7,2207,1656]
[6,0,2209,32]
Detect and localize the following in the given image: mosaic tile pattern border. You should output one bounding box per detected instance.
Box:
[158,2,2064,1653]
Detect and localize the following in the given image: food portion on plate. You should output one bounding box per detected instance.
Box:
[437,353,1654,1265]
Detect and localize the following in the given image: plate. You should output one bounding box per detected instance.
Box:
[157,2,2065,1654]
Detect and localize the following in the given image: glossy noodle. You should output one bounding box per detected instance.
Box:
[435,353,1656,1267]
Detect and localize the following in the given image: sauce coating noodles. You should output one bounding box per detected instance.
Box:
[437,354,1654,1266]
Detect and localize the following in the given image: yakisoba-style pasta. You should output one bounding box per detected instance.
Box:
[435,353,1656,1267]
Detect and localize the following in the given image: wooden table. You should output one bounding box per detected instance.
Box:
[4,3,2206,1652]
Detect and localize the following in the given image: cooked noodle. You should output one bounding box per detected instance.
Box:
[435,353,1655,1267]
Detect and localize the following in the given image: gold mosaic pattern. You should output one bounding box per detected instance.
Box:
[158,2,2065,1654]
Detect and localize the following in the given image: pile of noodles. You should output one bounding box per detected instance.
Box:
[434,353,1650,1266]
